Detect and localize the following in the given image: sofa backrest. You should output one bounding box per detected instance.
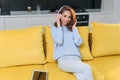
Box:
[0,26,46,68]
[90,22,120,57]
[0,25,95,68]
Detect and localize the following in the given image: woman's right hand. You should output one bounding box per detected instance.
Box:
[56,14,61,27]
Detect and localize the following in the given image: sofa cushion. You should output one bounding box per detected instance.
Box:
[86,62,105,80]
[44,26,93,62]
[0,26,45,67]
[105,66,120,80]
[44,62,76,80]
[91,22,120,57]
[89,56,120,80]
[77,27,93,60]
[43,26,55,62]
[0,65,44,80]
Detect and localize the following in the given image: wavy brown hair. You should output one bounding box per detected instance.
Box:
[54,5,76,31]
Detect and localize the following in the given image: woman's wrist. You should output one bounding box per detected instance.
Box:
[73,25,76,28]
[57,20,60,27]
[72,26,78,32]
[57,24,60,27]
[72,26,76,29]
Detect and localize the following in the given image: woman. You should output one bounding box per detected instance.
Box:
[50,5,94,80]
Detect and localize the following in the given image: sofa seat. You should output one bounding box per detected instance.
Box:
[105,66,120,80]
[44,62,76,80]
[0,65,44,80]
[89,56,120,80]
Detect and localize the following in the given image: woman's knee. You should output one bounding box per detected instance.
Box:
[83,63,91,71]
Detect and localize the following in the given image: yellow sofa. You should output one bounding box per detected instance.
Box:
[0,22,120,80]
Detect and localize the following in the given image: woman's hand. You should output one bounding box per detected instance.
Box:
[73,20,77,28]
[56,14,62,27]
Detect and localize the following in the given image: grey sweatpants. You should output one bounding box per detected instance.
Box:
[58,56,94,80]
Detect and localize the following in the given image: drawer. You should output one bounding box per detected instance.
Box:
[26,16,56,25]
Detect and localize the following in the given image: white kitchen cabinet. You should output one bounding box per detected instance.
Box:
[5,17,27,30]
[0,12,113,30]
[26,15,56,27]
[0,18,5,30]
[113,0,120,23]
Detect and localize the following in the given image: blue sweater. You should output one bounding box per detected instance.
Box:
[50,26,83,60]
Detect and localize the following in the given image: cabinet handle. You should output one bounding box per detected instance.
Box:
[77,21,88,23]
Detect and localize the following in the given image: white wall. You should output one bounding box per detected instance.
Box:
[101,0,114,12]
[101,0,120,23]
[113,0,120,23]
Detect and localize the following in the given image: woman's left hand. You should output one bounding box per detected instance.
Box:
[73,20,77,28]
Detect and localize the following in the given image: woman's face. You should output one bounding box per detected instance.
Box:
[61,10,71,26]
